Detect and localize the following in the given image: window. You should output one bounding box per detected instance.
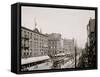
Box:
[21,30,24,38]
[25,40,29,47]
[30,33,32,39]
[29,41,32,48]
[24,52,26,57]
[21,39,24,47]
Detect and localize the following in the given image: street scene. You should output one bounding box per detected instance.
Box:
[21,6,96,71]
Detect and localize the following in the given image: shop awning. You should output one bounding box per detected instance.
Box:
[21,55,50,65]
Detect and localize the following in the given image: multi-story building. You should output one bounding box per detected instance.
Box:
[87,18,96,68]
[47,33,75,68]
[63,39,75,55]
[21,27,48,58]
[21,27,33,58]
[48,33,75,57]
[48,33,63,57]
[76,18,96,68]
[21,26,51,71]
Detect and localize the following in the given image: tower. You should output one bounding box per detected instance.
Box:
[34,17,37,29]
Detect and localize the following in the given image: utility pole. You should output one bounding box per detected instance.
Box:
[74,39,77,68]
[75,44,77,68]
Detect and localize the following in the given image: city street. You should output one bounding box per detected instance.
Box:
[28,57,76,70]
[61,58,75,68]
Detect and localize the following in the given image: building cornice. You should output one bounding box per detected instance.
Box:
[21,26,48,37]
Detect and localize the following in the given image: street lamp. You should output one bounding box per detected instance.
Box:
[73,39,77,68]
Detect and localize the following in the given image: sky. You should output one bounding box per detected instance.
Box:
[21,6,95,48]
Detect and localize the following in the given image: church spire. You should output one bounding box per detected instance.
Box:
[33,17,40,33]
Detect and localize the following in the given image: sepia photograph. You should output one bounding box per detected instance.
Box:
[20,5,96,72]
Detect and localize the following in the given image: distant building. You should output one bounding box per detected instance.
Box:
[21,27,48,58]
[48,33,75,57]
[48,33,63,57]
[63,39,75,55]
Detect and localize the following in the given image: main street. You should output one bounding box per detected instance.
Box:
[21,54,82,71]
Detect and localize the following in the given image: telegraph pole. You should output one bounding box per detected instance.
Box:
[74,39,77,68]
[75,44,77,68]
